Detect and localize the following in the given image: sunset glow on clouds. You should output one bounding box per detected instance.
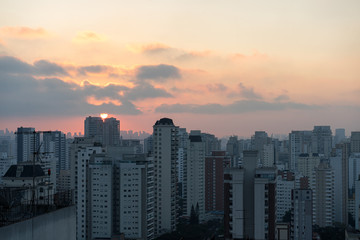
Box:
[0,0,359,137]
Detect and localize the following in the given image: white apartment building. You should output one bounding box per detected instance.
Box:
[276,175,295,221]
[76,145,102,240]
[311,162,334,227]
[153,118,178,235]
[89,154,113,239]
[117,156,154,239]
[186,130,205,221]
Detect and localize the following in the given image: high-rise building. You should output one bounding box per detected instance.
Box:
[276,172,295,221]
[291,189,312,240]
[251,131,270,165]
[351,132,360,153]
[224,151,277,239]
[263,143,275,167]
[103,117,120,146]
[330,144,349,224]
[115,154,154,239]
[84,116,103,144]
[186,130,205,221]
[84,116,120,147]
[43,131,67,174]
[254,167,277,240]
[16,127,40,162]
[312,126,332,157]
[205,151,230,213]
[297,153,320,178]
[153,118,178,235]
[334,128,346,145]
[88,154,113,239]
[289,131,313,171]
[311,162,334,227]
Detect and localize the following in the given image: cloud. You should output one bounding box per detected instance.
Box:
[74,31,104,42]
[78,65,110,75]
[207,83,228,92]
[34,60,69,76]
[228,82,262,100]
[0,57,174,117]
[125,82,173,101]
[155,100,319,114]
[0,56,33,74]
[274,94,290,101]
[127,43,171,54]
[135,64,181,82]
[1,26,49,39]
[0,56,68,76]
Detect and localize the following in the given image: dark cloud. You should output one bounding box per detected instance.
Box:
[125,82,173,101]
[34,60,68,76]
[78,65,109,75]
[0,56,68,76]
[0,57,173,117]
[155,100,319,114]
[136,64,181,82]
[0,56,33,74]
[237,82,262,100]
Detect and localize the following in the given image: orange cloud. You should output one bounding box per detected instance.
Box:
[74,31,105,42]
[1,26,49,39]
[126,42,171,53]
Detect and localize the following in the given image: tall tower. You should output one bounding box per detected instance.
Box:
[84,116,103,144]
[43,131,67,174]
[186,130,205,221]
[153,118,179,235]
[84,116,120,146]
[312,126,332,157]
[311,162,335,227]
[16,127,40,162]
[103,117,120,146]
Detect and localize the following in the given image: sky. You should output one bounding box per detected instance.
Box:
[0,0,359,138]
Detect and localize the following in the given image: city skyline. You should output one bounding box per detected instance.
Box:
[1,1,359,137]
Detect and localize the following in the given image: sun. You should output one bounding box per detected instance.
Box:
[100,113,108,120]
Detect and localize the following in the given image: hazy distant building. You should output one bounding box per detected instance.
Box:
[291,189,312,240]
[153,118,178,235]
[297,153,320,178]
[312,126,332,157]
[251,131,270,165]
[43,131,67,174]
[289,131,313,171]
[84,116,103,144]
[16,127,40,162]
[351,132,360,153]
[334,128,346,145]
[201,133,221,155]
[103,117,120,146]
[263,143,275,167]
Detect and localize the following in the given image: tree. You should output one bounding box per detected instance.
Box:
[282,209,291,223]
[189,204,199,225]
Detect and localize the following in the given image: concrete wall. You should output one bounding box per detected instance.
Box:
[0,206,76,240]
